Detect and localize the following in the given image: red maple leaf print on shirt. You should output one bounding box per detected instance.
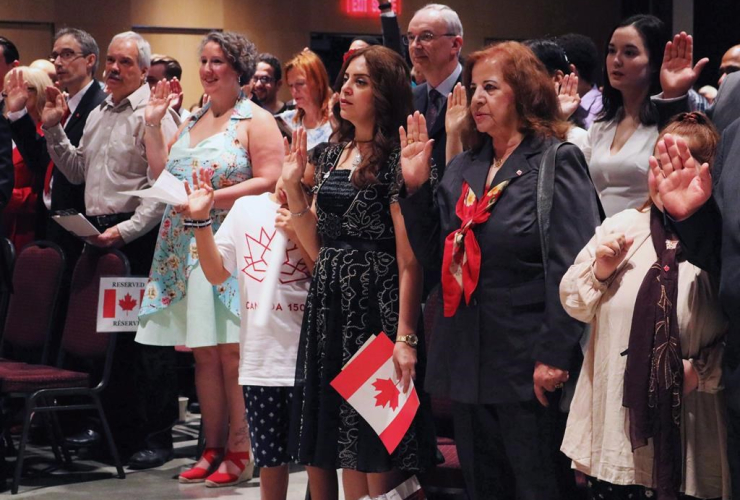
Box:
[119,293,137,313]
[372,378,400,410]
[242,228,275,282]
[281,242,311,284]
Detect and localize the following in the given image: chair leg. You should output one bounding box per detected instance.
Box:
[40,411,62,465]
[48,410,72,465]
[92,394,125,479]
[12,397,34,495]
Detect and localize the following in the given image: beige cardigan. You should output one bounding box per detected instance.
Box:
[559,208,730,499]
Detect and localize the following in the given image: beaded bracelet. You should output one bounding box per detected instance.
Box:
[183,218,213,228]
[290,206,310,218]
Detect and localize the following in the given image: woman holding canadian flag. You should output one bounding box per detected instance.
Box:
[281,45,435,500]
[397,42,603,500]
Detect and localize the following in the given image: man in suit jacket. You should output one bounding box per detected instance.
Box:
[655,36,740,499]
[407,4,463,178]
[0,37,20,114]
[9,28,106,262]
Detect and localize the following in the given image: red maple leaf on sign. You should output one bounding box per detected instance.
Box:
[372,378,400,410]
[118,293,137,313]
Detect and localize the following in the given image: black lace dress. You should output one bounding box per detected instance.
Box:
[289,143,435,472]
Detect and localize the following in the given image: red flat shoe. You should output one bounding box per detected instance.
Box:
[204,449,254,487]
[179,447,224,484]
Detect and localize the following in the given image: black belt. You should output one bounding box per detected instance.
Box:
[90,212,135,229]
[323,237,396,254]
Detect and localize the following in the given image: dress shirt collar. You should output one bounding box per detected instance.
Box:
[429,63,462,99]
[102,82,150,111]
[581,85,601,109]
[66,79,95,116]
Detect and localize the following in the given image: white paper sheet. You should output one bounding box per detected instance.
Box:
[120,170,188,206]
[51,213,101,237]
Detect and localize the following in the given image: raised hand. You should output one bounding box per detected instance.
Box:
[4,69,29,113]
[594,232,634,281]
[399,111,434,193]
[649,133,712,221]
[41,85,68,128]
[557,73,581,120]
[168,77,184,112]
[145,79,177,126]
[282,128,308,187]
[660,32,709,99]
[183,168,215,220]
[445,82,468,139]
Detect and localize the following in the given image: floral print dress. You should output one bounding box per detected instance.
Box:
[136,97,253,348]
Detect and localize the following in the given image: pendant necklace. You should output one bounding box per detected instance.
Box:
[349,151,362,180]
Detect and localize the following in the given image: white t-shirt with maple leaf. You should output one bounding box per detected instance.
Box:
[214,193,311,386]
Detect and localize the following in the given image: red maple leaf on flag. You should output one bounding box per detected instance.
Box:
[372,377,400,410]
[118,293,137,313]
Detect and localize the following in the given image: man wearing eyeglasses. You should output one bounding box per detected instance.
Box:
[407,3,463,180]
[8,28,107,268]
[252,53,291,115]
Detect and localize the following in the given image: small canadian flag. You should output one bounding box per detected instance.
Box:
[102,289,144,318]
[96,277,149,332]
[331,333,420,454]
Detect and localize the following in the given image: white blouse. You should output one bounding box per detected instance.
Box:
[559,208,729,499]
[581,119,659,217]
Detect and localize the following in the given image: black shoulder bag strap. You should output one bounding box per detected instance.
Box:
[535,141,593,413]
[536,141,569,277]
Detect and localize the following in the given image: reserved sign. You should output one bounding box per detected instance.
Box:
[96,277,148,332]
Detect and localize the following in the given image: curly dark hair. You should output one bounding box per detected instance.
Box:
[200,31,257,85]
[332,45,413,188]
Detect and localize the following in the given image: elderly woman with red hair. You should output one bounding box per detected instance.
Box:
[398,41,602,499]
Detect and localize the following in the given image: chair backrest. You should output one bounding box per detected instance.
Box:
[1,241,65,364]
[60,248,130,361]
[422,284,455,439]
[0,237,16,332]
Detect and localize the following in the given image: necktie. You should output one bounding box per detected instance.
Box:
[426,89,444,128]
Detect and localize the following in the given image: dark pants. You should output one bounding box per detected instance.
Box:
[586,476,717,500]
[86,219,178,454]
[453,396,583,500]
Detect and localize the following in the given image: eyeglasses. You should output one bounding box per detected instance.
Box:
[49,49,85,62]
[402,31,457,46]
[252,76,275,84]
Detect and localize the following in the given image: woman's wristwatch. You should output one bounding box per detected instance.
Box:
[396,334,419,348]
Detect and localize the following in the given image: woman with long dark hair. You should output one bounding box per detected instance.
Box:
[282,45,434,500]
[583,14,668,216]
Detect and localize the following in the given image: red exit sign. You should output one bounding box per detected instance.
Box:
[343,0,402,17]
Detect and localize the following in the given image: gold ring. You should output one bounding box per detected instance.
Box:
[407,138,415,144]
[555,383,564,390]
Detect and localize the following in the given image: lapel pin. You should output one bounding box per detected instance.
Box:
[516,169,522,176]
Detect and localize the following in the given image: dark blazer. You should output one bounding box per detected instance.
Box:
[0,114,12,212]
[399,135,602,405]
[708,72,740,134]
[11,81,107,214]
[413,75,463,180]
[10,81,107,262]
[380,13,405,58]
[672,117,740,410]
